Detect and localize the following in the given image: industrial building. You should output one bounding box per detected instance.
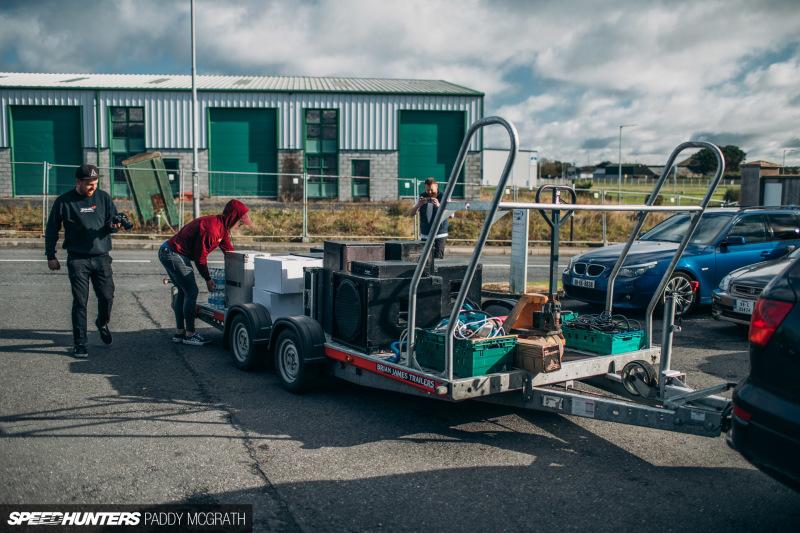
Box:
[0,73,484,201]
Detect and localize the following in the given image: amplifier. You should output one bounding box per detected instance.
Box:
[350,260,423,279]
[332,272,444,354]
[434,260,483,314]
[323,241,385,272]
[385,240,424,262]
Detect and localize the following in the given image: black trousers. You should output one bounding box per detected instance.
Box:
[66,253,114,345]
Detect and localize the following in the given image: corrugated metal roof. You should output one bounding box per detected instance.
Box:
[0,72,482,96]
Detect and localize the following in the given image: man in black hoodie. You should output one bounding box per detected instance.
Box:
[45,164,121,358]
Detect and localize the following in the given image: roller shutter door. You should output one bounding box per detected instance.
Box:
[11,106,83,196]
[208,108,278,197]
[398,110,465,198]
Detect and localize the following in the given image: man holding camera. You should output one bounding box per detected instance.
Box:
[45,164,121,358]
[408,177,453,259]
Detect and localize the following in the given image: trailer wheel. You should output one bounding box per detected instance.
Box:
[230,315,264,371]
[621,360,657,396]
[274,329,317,393]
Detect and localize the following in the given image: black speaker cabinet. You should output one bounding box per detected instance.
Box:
[303,267,325,323]
[323,241,385,272]
[434,261,483,315]
[350,260,423,279]
[385,240,423,261]
[332,272,444,354]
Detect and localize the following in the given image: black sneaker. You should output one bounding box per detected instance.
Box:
[172,332,186,343]
[183,333,211,346]
[73,344,88,358]
[96,319,113,345]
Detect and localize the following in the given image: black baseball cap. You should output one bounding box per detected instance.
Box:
[76,164,102,180]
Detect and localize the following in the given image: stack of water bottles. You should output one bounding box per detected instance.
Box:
[207,267,226,309]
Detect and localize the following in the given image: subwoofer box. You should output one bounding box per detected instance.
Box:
[434,260,483,315]
[322,241,385,333]
[332,272,444,354]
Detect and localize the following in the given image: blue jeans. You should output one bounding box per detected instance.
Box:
[158,245,198,331]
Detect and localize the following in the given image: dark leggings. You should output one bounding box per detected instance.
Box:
[158,245,198,331]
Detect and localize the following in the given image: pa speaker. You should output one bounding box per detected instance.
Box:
[434,260,483,314]
[332,272,444,354]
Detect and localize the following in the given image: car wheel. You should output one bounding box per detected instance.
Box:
[664,272,696,317]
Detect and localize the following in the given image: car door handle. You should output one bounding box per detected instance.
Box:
[760,251,771,256]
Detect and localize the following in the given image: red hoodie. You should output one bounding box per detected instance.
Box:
[166,199,248,281]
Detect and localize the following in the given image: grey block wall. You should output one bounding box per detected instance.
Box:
[0,148,11,197]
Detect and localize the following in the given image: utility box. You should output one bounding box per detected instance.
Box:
[224,250,271,307]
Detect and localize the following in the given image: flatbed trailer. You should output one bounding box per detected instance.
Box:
[194,116,734,439]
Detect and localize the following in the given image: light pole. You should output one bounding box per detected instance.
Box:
[618,124,636,203]
[783,149,796,175]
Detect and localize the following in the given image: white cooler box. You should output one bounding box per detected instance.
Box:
[252,289,303,319]
[254,255,322,294]
[224,250,271,307]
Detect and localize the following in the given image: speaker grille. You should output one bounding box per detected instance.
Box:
[335,279,362,341]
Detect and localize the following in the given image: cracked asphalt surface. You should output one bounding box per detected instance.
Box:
[0,248,798,532]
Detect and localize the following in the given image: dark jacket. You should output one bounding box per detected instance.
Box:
[166,199,248,281]
[418,191,449,239]
[45,188,119,260]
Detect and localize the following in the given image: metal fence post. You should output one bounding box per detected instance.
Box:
[41,162,49,234]
[601,188,607,246]
[302,172,309,242]
[414,177,420,240]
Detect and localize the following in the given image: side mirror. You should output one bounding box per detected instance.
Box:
[783,245,796,256]
[725,236,746,246]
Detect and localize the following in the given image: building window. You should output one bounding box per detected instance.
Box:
[351,159,370,199]
[305,109,338,198]
[162,158,181,197]
[110,107,145,197]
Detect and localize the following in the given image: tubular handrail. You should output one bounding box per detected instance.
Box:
[405,117,519,376]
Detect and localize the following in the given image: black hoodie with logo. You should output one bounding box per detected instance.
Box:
[45,188,119,260]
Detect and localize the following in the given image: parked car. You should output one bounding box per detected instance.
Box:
[712,246,799,326]
[727,253,800,492]
[562,206,800,316]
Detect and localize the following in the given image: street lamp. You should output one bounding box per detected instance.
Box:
[618,124,637,203]
[783,149,796,175]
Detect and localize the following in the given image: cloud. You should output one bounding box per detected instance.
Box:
[0,0,799,165]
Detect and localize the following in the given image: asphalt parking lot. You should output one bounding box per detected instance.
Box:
[0,247,798,532]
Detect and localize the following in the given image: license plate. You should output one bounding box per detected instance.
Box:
[572,277,595,289]
[734,299,754,315]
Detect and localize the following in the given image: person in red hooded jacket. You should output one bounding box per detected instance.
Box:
[159,199,252,345]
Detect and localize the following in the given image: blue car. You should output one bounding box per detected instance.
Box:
[562,206,800,316]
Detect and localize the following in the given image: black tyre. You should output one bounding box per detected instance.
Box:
[229,315,265,371]
[274,329,317,393]
[664,272,696,317]
[621,360,658,396]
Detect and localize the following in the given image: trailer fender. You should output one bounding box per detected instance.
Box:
[270,315,327,365]
[223,303,272,350]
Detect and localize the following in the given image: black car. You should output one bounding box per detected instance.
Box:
[712,246,800,326]
[727,253,800,491]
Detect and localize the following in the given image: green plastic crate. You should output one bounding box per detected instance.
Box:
[415,330,518,377]
[561,325,644,355]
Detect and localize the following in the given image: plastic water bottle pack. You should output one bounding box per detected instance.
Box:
[208,267,226,309]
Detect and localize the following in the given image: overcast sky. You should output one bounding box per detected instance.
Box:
[1,0,799,167]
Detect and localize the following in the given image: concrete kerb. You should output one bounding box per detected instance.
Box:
[0,237,587,258]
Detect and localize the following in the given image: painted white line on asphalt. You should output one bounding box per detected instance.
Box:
[0,259,152,263]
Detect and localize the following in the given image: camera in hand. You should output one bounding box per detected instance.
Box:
[111,213,134,231]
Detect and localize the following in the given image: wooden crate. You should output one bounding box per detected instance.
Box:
[514,335,564,373]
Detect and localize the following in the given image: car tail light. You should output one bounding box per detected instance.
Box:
[749,298,792,346]
[732,403,751,423]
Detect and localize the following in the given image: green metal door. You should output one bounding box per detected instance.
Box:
[398,110,465,198]
[208,108,278,197]
[10,106,83,196]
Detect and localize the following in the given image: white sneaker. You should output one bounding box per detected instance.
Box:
[183,333,211,346]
